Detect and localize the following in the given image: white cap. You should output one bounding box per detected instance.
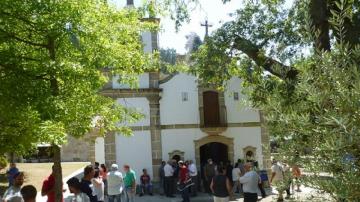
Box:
[111,164,118,171]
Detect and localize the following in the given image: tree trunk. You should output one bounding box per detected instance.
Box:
[10,152,15,163]
[48,36,63,202]
[53,145,63,202]
[310,0,331,52]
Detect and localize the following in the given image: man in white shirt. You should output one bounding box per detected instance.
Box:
[163,161,175,198]
[107,164,124,202]
[232,163,242,196]
[270,160,284,184]
[187,160,197,197]
[239,163,259,202]
[270,159,289,201]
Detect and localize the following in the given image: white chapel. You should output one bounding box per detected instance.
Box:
[61,3,271,184]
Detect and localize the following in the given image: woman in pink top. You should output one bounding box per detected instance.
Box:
[100,164,108,196]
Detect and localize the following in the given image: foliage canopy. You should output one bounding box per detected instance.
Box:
[0,0,156,154]
[187,0,360,200]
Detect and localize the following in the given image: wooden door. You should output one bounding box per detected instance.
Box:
[203,91,220,127]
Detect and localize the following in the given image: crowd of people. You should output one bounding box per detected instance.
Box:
[2,163,37,202]
[66,163,137,202]
[1,159,302,202]
[203,159,266,202]
[158,158,269,202]
[158,158,302,202]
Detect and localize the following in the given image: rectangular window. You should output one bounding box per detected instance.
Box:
[233,92,239,101]
[182,92,189,101]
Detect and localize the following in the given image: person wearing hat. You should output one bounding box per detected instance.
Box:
[187,160,197,197]
[107,164,124,202]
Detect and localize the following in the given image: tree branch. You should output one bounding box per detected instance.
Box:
[0,28,47,48]
[0,63,49,80]
[233,35,299,80]
[0,11,37,28]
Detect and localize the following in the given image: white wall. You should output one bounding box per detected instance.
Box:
[115,131,153,183]
[117,97,150,127]
[95,137,105,164]
[141,32,153,53]
[160,73,200,125]
[223,127,263,168]
[225,77,260,123]
[161,128,205,163]
[112,73,149,89]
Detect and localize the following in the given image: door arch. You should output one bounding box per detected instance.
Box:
[194,135,234,169]
[200,142,228,165]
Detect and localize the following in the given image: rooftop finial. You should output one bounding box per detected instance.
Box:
[201,18,213,38]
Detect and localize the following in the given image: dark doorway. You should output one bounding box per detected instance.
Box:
[203,91,220,127]
[200,142,228,166]
[172,155,181,162]
[199,142,229,187]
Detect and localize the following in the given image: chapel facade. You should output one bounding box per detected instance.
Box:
[61,7,271,182]
[90,32,271,183]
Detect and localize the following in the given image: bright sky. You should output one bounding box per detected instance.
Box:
[111,0,242,54]
[158,0,242,54]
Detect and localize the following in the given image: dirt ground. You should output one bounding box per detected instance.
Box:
[0,162,89,196]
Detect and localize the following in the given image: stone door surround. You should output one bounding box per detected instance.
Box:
[194,135,234,168]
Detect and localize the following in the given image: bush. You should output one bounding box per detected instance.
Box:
[0,156,8,170]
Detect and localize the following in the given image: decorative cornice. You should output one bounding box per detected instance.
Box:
[100,88,162,99]
[141,17,161,24]
[127,122,261,131]
[228,122,261,127]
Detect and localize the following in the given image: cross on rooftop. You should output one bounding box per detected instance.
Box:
[201,19,213,38]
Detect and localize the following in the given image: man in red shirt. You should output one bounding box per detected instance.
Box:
[178,161,190,202]
[139,169,153,196]
[41,166,64,202]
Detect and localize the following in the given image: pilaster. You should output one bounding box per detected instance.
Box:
[147,95,162,181]
[149,72,159,89]
[104,131,117,166]
[87,132,97,164]
[259,111,271,171]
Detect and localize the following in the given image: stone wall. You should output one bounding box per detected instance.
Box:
[61,130,98,162]
[61,136,91,162]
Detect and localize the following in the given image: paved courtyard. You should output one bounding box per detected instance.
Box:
[32,167,331,202]
[131,186,330,202]
[53,185,329,202]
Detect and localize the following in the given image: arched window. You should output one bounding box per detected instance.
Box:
[243,146,257,162]
[168,150,184,162]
